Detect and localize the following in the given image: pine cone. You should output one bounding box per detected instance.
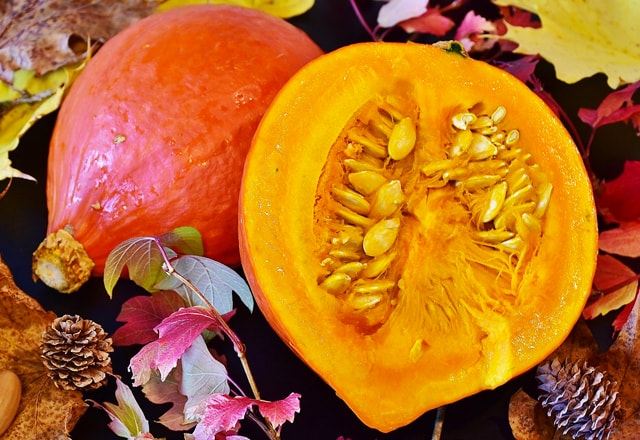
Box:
[40,314,113,391]
[536,358,620,440]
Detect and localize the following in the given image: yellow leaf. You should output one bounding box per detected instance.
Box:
[157,0,314,18]
[0,60,86,181]
[493,0,640,88]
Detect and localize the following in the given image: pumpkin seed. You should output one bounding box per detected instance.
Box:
[467,160,507,173]
[490,131,506,144]
[370,180,405,218]
[332,186,371,215]
[442,167,470,181]
[450,129,473,156]
[363,218,400,257]
[452,112,477,130]
[491,106,507,124]
[474,229,515,243]
[469,133,498,160]
[481,181,507,222]
[499,236,524,252]
[459,174,502,190]
[470,115,493,130]
[361,252,396,278]
[348,171,387,196]
[504,184,533,209]
[421,159,454,176]
[349,131,387,158]
[335,261,366,277]
[522,212,542,235]
[344,158,381,173]
[388,117,417,160]
[348,292,383,310]
[332,226,364,248]
[320,273,351,294]
[477,125,498,135]
[498,147,523,161]
[329,249,361,261]
[505,129,520,145]
[352,279,396,294]
[336,206,374,227]
[534,182,553,218]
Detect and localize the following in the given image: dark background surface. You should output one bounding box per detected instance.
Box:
[0,1,636,439]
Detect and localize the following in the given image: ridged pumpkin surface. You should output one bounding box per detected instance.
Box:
[46,5,322,272]
[239,43,597,432]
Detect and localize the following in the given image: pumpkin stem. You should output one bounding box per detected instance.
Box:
[32,228,94,293]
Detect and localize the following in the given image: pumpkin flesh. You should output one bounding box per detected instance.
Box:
[239,43,597,432]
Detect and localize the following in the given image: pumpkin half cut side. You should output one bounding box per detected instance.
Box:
[239,42,597,432]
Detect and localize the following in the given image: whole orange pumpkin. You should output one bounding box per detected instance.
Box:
[33,5,322,293]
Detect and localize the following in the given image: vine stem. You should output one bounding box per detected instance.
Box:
[156,242,280,440]
[431,406,445,440]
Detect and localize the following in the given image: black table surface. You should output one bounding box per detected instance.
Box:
[1,1,636,439]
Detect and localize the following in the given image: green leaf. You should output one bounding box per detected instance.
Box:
[156,255,254,314]
[159,226,204,256]
[103,237,164,297]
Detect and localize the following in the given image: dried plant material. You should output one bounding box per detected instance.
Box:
[0,0,157,82]
[493,0,640,88]
[0,257,85,439]
[583,255,638,320]
[157,0,315,18]
[509,295,640,439]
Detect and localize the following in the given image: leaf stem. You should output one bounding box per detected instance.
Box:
[431,406,446,440]
[348,0,378,41]
[0,177,12,201]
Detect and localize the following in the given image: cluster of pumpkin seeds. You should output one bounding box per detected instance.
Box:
[317,99,552,323]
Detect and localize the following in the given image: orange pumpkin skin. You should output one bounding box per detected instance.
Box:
[239,43,598,432]
[46,5,322,273]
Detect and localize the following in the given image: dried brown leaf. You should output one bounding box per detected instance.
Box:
[508,389,556,440]
[0,0,158,82]
[0,257,86,440]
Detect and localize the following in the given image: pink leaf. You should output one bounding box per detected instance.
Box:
[454,11,496,51]
[578,81,640,129]
[600,221,640,257]
[130,306,219,385]
[377,0,429,28]
[597,161,640,223]
[193,395,253,440]
[399,8,455,36]
[583,254,639,319]
[113,291,185,346]
[142,367,194,431]
[496,55,539,85]
[255,393,301,429]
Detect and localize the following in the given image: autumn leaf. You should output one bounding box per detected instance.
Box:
[157,0,315,18]
[0,257,86,439]
[584,254,639,319]
[92,378,153,439]
[494,55,539,85]
[493,0,640,88]
[193,393,301,439]
[600,221,640,258]
[159,226,204,257]
[130,306,221,385]
[454,11,496,51]
[578,82,640,133]
[510,295,640,439]
[113,291,186,346]
[142,366,194,431]
[377,0,428,28]
[597,161,640,224]
[399,9,455,36]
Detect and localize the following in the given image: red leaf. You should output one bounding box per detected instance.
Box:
[583,254,639,319]
[113,291,185,346]
[255,393,301,429]
[500,6,540,28]
[399,9,455,36]
[578,81,640,129]
[142,367,193,431]
[454,11,496,51]
[496,55,539,85]
[193,395,253,440]
[597,161,640,223]
[613,294,639,332]
[130,306,220,385]
[599,221,640,257]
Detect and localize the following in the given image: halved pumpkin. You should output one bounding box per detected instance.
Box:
[239,42,597,432]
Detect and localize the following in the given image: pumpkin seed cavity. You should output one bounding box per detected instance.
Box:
[314,97,552,332]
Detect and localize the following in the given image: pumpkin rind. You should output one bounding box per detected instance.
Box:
[43,5,322,278]
[239,43,597,432]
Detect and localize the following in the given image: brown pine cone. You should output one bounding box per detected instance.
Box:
[40,314,113,391]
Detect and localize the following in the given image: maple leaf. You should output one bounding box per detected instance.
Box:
[509,296,640,439]
[600,221,640,258]
[583,254,639,319]
[493,0,640,88]
[142,366,194,431]
[399,9,455,36]
[597,161,640,223]
[113,291,186,346]
[193,393,301,439]
[454,11,496,51]
[0,257,86,440]
[377,0,428,28]
[157,0,314,18]
[130,306,220,385]
[92,378,152,439]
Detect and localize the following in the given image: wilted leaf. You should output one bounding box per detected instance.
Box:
[142,366,193,431]
[113,291,185,346]
[597,161,640,224]
[92,378,152,439]
[155,255,254,314]
[181,336,230,422]
[578,82,640,133]
[584,254,639,319]
[130,306,220,385]
[377,0,428,28]
[493,0,640,88]
[600,221,640,258]
[0,257,85,439]
[399,9,455,36]
[157,0,314,18]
